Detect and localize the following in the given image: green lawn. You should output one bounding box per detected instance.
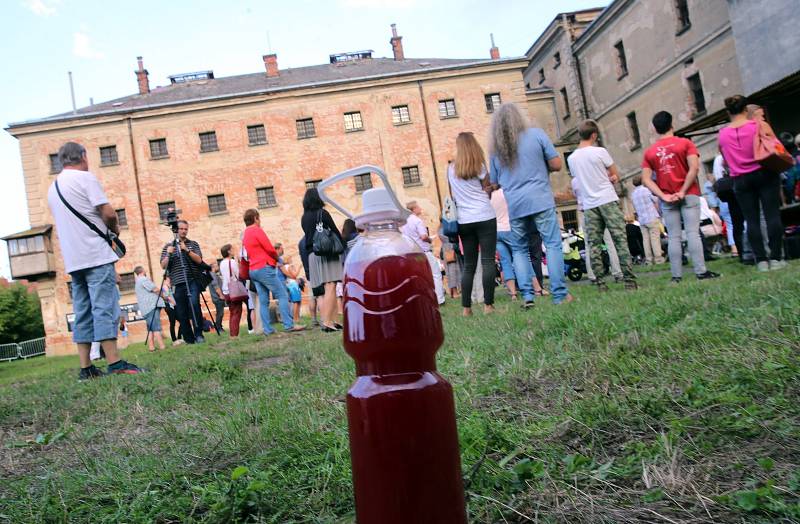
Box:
[1,259,799,523]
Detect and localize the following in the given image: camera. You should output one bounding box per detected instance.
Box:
[164,207,182,233]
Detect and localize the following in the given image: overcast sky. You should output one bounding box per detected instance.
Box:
[0,0,606,278]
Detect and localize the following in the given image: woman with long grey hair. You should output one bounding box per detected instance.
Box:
[488,103,573,307]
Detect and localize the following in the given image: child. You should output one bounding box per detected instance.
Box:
[280,255,303,323]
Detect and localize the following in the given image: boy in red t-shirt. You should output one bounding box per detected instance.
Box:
[641,111,719,283]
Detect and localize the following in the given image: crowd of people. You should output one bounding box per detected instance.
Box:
[46,91,795,380]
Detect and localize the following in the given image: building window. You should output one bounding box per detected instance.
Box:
[256,186,278,208]
[626,111,642,150]
[199,131,219,152]
[675,0,691,32]
[402,166,421,186]
[118,272,135,294]
[561,210,578,231]
[99,145,118,166]
[560,88,570,118]
[344,111,364,132]
[158,201,176,222]
[7,236,45,256]
[484,93,502,113]
[207,194,227,214]
[391,105,411,125]
[49,154,62,174]
[305,179,322,190]
[687,73,706,116]
[66,281,73,297]
[116,209,128,228]
[614,41,628,79]
[438,99,457,119]
[354,173,373,193]
[247,124,267,146]
[296,118,316,140]
[149,138,168,159]
[538,68,545,84]
[554,52,561,68]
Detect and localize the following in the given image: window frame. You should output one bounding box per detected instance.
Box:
[207,194,227,215]
[484,93,502,113]
[149,138,169,159]
[391,105,411,126]
[256,186,278,209]
[116,208,128,228]
[296,118,316,140]
[614,40,629,79]
[560,87,571,119]
[343,111,364,132]
[158,201,176,222]
[354,173,373,193]
[305,179,322,190]
[626,111,642,150]
[99,145,119,166]
[538,68,546,84]
[247,124,268,146]
[401,165,421,187]
[199,131,219,153]
[118,272,136,294]
[49,153,62,174]
[561,209,578,231]
[437,99,458,119]
[553,52,561,69]
[687,73,707,116]
[8,236,45,256]
[675,0,691,34]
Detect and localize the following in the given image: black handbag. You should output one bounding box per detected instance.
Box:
[55,180,126,257]
[312,210,344,257]
[712,175,735,203]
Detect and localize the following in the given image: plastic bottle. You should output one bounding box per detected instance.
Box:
[318,167,467,524]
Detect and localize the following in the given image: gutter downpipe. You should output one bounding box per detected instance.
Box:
[126,116,153,274]
[417,80,443,212]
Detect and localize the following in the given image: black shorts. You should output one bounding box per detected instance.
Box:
[312,285,325,297]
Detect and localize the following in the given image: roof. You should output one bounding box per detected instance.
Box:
[8,56,525,129]
[524,8,605,59]
[2,225,52,241]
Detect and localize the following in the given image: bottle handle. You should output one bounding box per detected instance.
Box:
[317,164,409,221]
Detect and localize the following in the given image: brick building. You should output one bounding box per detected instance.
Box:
[5,26,529,356]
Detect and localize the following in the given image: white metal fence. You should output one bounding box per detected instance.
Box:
[0,337,46,362]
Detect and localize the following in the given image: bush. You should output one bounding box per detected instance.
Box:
[0,283,45,343]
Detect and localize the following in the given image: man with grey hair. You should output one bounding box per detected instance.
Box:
[47,141,144,379]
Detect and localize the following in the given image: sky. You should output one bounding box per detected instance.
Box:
[0,0,606,279]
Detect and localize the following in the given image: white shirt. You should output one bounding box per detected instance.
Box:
[567,146,618,210]
[490,189,511,232]
[47,168,118,274]
[401,213,431,252]
[220,257,239,295]
[447,164,495,224]
[712,154,728,181]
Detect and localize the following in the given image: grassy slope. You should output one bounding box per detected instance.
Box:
[0,259,798,523]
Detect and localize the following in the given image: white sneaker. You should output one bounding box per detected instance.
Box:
[769,259,788,271]
[757,261,770,272]
[247,329,255,334]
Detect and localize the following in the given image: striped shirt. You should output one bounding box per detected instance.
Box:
[631,186,660,226]
[160,239,203,285]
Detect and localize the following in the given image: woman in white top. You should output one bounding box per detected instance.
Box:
[448,132,497,316]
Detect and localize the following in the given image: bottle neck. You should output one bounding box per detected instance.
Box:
[365,220,401,232]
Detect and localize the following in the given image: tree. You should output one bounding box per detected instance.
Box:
[0,283,45,344]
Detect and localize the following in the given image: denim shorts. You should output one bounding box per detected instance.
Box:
[70,262,120,344]
[143,308,162,332]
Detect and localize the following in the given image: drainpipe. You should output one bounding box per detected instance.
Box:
[126,116,153,274]
[417,80,443,211]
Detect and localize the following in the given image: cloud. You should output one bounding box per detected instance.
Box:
[338,0,416,7]
[73,32,105,59]
[22,0,59,16]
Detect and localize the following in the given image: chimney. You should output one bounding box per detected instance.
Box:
[489,34,500,60]
[263,54,279,77]
[135,56,150,95]
[390,23,404,61]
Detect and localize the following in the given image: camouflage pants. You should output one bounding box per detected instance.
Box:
[584,201,636,283]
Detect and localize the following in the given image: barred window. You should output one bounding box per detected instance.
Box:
[66,281,72,297]
[626,112,642,149]
[208,194,227,214]
[402,165,421,186]
[116,209,128,228]
[484,93,501,113]
[675,0,691,31]
[149,138,168,158]
[199,131,219,152]
[296,118,316,139]
[49,153,62,174]
[391,105,411,125]
[247,124,267,146]
[158,201,176,222]
[305,179,322,190]
[118,272,135,293]
[354,173,373,193]
[438,99,457,119]
[554,52,561,68]
[344,111,364,132]
[100,145,118,166]
[538,68,545,84]
[256,186,277,208]
[560,88,570,118]
[687,73,706,115]
[561,210,578,231]
[614,41,628,78]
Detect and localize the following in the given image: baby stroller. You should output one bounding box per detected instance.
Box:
[562,230,587,282]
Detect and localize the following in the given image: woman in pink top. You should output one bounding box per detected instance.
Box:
[718,95,786,271]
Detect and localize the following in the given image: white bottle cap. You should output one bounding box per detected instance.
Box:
[355,187,407,228]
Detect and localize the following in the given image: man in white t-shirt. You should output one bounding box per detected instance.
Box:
[567,120,637,291]
[400,201,445,304]
[47,142,144,379]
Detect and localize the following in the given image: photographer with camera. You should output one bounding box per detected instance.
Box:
[160,218,206,344]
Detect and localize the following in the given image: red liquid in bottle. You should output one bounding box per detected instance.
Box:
[344,251,467,524]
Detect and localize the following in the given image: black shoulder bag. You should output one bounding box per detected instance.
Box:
[312,210,344,257]
[55,180,126,258]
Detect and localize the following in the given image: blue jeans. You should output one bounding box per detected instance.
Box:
[510,207,569,303]
[70,262,120,344]
[250,266,294,333]
[496,230,516,282]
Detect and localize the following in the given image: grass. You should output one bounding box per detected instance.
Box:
[1,258,799,523]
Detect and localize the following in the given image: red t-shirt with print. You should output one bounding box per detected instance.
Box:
[641,136,700,196]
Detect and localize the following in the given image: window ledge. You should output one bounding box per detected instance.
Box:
[257,204,279,210]
[675,23,691,37]
[248,141,268,147]
[297,135,316,140]
[151,155,170,161]
[100,162,120,167]
[345,127,365,133]
[439,115,459,120]
[208,210,229,217]
[200,148,220,153]
[617,72,629,81]
[403,182,423,188]
[393,121,412,127]
[119,225,129,230]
